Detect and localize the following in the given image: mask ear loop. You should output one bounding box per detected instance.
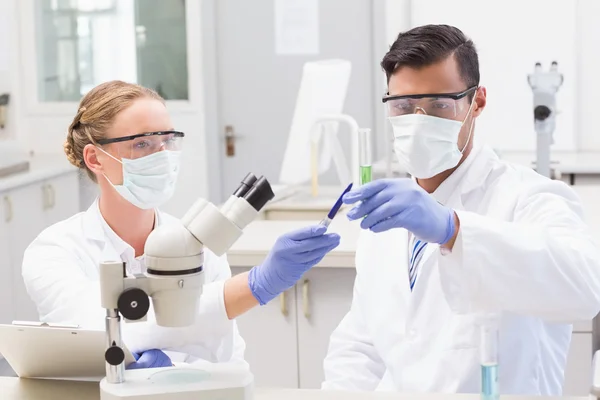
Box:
[459,91,478,153]
[95,146,124,187]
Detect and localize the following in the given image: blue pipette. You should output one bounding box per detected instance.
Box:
[320,183,353,228]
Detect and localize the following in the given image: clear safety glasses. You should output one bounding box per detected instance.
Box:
[96,131,185,160]
[382,86,477,119]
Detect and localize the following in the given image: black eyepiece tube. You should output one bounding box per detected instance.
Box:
[233,172,257,197]
[243,176,275,211]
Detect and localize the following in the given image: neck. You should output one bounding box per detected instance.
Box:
[416,144,473,194]
[98,188,155,257]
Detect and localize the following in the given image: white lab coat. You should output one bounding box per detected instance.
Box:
[322,144,600,395]
[22,200,247,367]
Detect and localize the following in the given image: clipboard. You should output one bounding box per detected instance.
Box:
[0,321,135,381]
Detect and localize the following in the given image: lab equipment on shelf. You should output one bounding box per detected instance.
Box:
[99,172,274,400]
[527,61,563,179]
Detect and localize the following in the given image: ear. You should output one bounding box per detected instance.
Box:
[83,144,104,177]
[472,86,487,118]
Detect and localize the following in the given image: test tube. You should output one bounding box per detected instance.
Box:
[480,321,499,400]
[358,128,372,186]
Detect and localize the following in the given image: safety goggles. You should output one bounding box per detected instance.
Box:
[382,86,477,119]
[97,130,185,160]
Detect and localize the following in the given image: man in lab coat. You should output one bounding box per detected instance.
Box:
[322,24,600,395]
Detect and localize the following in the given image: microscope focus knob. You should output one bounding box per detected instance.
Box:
[105,344,125,366]
[534,105,551,121]
[117,288,150,321]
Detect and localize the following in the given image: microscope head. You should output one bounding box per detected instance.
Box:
[527,61,564,121]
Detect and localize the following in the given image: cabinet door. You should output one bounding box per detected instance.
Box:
[0,192,14,324]
[230,267,299,388]
[296,268,356,389]
[563,332,592,396]
[7,183,46,322]
[44,172,80,224]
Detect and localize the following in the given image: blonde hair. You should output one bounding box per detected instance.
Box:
[64,80,164,182]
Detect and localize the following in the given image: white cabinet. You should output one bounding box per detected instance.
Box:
[0,171,80,324]
[295,268,355,389]
[231,267,299,387]
[6,181,46,322]
[230,266,356,389]
[564,330,593,396]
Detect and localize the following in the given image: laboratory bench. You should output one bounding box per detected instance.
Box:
[0,377,589,400]
[228,185,600,395]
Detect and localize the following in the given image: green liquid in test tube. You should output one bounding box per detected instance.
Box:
[358,128,372,186]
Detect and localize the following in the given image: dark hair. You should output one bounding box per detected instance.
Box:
[381,24,479,89]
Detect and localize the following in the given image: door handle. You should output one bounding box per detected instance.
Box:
[280,290,288,316]
[302,279,310,319]
[224,125,244,157]
[42,185,49,210]
[4,196,12,222]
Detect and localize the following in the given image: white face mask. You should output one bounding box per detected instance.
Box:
[389,97,476,179]
[97,148,181,209]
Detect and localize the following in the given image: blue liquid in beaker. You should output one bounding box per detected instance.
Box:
[481,363,499,400]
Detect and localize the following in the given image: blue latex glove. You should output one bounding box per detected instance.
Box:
[343,179,456,244]
[249,225,341,305]
[126,349,172,370]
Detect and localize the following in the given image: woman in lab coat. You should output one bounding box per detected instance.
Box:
[22,80,340,369]
[322,24,600,395]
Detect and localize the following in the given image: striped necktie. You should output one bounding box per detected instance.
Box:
[409,236,428,290]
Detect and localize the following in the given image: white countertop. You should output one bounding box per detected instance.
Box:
[0,153,76,192]
[373,150,600,176]
[0,377,587,400]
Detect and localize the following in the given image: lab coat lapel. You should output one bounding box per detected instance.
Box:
[81,200,122,266]
[359,228,411,346]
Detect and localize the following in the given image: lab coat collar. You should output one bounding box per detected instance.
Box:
[431,144,484,205]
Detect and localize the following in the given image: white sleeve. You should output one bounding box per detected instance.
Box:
[439,180,600,322]
[22,239,105,330]
[322,239,386,391]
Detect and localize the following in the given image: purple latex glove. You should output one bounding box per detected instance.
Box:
[343,178,456,244]
[127,349,172,370]
[249,225,340,305]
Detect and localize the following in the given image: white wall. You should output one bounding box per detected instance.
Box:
[0,0,20,142]
[383,0,596,152]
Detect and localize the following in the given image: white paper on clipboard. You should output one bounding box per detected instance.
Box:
[0,322,135,380]
[274,0,319,55]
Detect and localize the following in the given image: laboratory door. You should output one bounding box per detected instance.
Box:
[207,0,380,201]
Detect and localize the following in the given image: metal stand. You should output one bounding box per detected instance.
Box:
[104,309,125,384]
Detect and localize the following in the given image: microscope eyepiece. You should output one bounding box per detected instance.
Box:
[243,176,275,211]
[233,173,257,197]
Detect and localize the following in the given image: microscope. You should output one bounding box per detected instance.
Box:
[98,173,274,400]
[527,61,564,179]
